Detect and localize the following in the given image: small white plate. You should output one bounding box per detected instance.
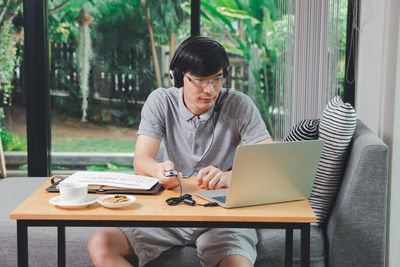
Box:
[97,195,136,209]
[49,195,97,209]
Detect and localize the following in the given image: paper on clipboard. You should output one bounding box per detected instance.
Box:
[63,171,159,190]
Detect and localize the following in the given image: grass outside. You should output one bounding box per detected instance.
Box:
[1,134,136,153]
[51,138,136,152]
[3,107,138,171]
[3,107,138,153]
[3,131,137,171]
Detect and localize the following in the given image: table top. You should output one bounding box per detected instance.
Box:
[10,178,316,223]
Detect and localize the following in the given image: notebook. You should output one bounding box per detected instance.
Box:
[195,140,324,208]
[46,171,164,195]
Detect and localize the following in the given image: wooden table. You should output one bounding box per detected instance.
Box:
[10,178,316,267]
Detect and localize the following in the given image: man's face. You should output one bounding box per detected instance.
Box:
[182,69,224,115]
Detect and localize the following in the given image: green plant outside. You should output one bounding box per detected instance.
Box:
[48,0,95,44]
[88,1,158,125]
[143,0,189,45]
[193,0,278,136]
[0,22,18,107]
[195,0,348,137]
[0,129,27,151]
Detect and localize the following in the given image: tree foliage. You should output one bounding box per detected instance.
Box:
[91,1,153,78]
[2,0,348,132]
[0,0,22,29]
[0,21,17,105]
[198,0,279,134]
[143,0,189,44]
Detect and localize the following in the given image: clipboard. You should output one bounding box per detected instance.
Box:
[46,175,164,195]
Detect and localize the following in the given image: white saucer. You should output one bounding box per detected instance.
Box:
[97,195,136,209]
[49,195,97,209]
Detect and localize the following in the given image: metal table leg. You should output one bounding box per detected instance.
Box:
[300,224,310,267]
[58,226,66,267]
[285,227,294,267]
[17,221,28,267]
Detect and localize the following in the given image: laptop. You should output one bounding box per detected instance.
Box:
[194,140,324,208]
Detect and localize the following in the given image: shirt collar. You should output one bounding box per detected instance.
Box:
[178,89,216,122]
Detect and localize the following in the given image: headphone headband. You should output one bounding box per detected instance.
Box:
[170,35,209,71]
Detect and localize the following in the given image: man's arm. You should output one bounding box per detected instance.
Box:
[134,135,180,189]
[256,138,273,144]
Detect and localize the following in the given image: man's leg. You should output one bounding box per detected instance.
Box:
[88,227,135,267]
[218,255,252,267]
[196,228,258,267]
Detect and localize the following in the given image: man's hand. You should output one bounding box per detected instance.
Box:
[156,160,182,189]
[197,166,231,189]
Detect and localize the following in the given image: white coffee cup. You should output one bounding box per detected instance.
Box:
[58,181,88,204]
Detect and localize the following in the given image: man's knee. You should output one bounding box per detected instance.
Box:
[88,227,133,266]
[88,229,113,264]
[218,254,253,267]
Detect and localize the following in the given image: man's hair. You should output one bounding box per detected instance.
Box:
[169,36,229,87]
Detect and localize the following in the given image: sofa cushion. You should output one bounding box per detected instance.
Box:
[255,228,326,266]
[282,97,357,226]
[283,119,319,141]
[309,96,357,226]
[145,227,327,267]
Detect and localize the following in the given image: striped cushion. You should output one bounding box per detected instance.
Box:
[283,119,319,142]
[282,97,356,226]
[309,96,357,226]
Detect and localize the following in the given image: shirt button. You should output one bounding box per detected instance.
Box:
[194,144,199,151]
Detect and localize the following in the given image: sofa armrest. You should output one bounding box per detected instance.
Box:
[326,120,388,267]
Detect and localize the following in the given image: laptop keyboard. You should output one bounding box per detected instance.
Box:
[212,196,227,204]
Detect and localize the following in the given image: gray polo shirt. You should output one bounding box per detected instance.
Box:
[138,87,270,176]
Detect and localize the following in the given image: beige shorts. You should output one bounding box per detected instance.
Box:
[120,227,258,267]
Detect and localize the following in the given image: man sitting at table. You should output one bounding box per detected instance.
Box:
[88,35,272,267]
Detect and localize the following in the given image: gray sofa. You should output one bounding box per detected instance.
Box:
[1,120,388,267]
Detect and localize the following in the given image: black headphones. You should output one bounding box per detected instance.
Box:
[169,35,229,88]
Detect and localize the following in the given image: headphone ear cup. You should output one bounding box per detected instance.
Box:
[173,68,184,88]
[169,70,176,87]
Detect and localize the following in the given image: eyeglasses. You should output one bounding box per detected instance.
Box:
[185,74,225,88]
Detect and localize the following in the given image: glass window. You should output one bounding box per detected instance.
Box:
[47,0,189,174]
[200,0,349,139]
[1,2,26,177]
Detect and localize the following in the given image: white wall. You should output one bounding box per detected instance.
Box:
[356,0,400,266]
[389,35,400,267]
